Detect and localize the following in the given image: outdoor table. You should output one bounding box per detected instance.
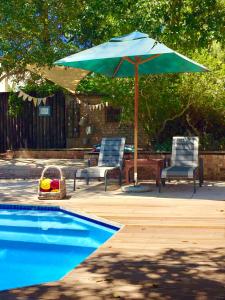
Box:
[124,158,164,185]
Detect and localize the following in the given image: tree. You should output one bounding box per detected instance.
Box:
[1,0,224,79]
[0,0,84,81]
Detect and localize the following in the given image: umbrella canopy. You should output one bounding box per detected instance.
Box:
[54,31,208,185]
[54,31,207,77]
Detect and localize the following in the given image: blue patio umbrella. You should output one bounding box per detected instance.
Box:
[54,31,208,185]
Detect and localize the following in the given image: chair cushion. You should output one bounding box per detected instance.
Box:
[98,137,125,168]
[171,137,199,168]
[76,166,117,178]
[161,166,197,179]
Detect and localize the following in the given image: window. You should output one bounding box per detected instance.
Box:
[105,106,121,123]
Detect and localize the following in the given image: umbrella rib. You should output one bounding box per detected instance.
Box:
[113,56,137,77]
[124,57,136,64]
[123,54,160,66]
[112,58,125,77]
[139,54,161,64]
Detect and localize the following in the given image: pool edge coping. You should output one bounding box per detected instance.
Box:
[0,203,123,231]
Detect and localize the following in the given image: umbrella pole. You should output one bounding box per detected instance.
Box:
[134,63,139,186]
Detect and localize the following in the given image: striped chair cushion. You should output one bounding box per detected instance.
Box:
[98,137,125,168]
[171,137,199,168]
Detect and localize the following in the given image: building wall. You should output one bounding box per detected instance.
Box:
[0,76,8,92]
[0,71,32,92]
[66,95,149,148]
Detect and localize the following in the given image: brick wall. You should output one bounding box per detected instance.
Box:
[201,153,225,180]
[66,95,149,148]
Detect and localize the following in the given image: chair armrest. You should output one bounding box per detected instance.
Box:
[88,158,98,167]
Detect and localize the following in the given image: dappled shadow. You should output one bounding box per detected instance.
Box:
[0,248,224,299]
[0,158,85,179]
[0,158,85,168]
[0,158,224,201]
[114,181,225,201]
[0,179,74,203]
[73,180,225,201]
[1,179,224,202]
[0,180,38,203]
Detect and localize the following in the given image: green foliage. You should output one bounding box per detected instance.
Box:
[1,0,224,79]
[23,80,62,96]
[200,134,225,151]
[0,0,82,79]
[76,0,225,51]
[8,92,24,117]
[153,140,172,152]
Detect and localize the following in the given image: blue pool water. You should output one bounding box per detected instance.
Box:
[0,205,119,291]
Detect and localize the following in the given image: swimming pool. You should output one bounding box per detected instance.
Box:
[0,204,119,291]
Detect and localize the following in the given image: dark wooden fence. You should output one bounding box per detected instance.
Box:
[0,92,66,152]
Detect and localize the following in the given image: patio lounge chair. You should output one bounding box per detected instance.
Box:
[159,136,203,193]
[74,137,126,191]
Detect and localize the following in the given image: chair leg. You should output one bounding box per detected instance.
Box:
[199,158,204,187]
[193,175,196,193]
[201,176,204,186]
[86,174,89,185]
[158,179,162,193]
[199,171,204,187]
[159,176,166,192]
[73,171,77,191]
[119,169,122,186]
[104,171,108,192]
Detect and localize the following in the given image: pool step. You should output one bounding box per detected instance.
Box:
[0,215,88,229]
[0,211,115,239]
[0,238,97,254]
[0,210,116,246]
[0,211,79,223]
[0,211,104,232]
[0,229,100,248]
[0,224,90,237]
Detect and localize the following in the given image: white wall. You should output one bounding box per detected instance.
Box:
[0,75,20,92]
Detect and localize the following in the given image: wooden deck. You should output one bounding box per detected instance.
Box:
[0,180,224,299]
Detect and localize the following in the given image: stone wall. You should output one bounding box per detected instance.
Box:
[201,153,225,181]
[5,150,225,181]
